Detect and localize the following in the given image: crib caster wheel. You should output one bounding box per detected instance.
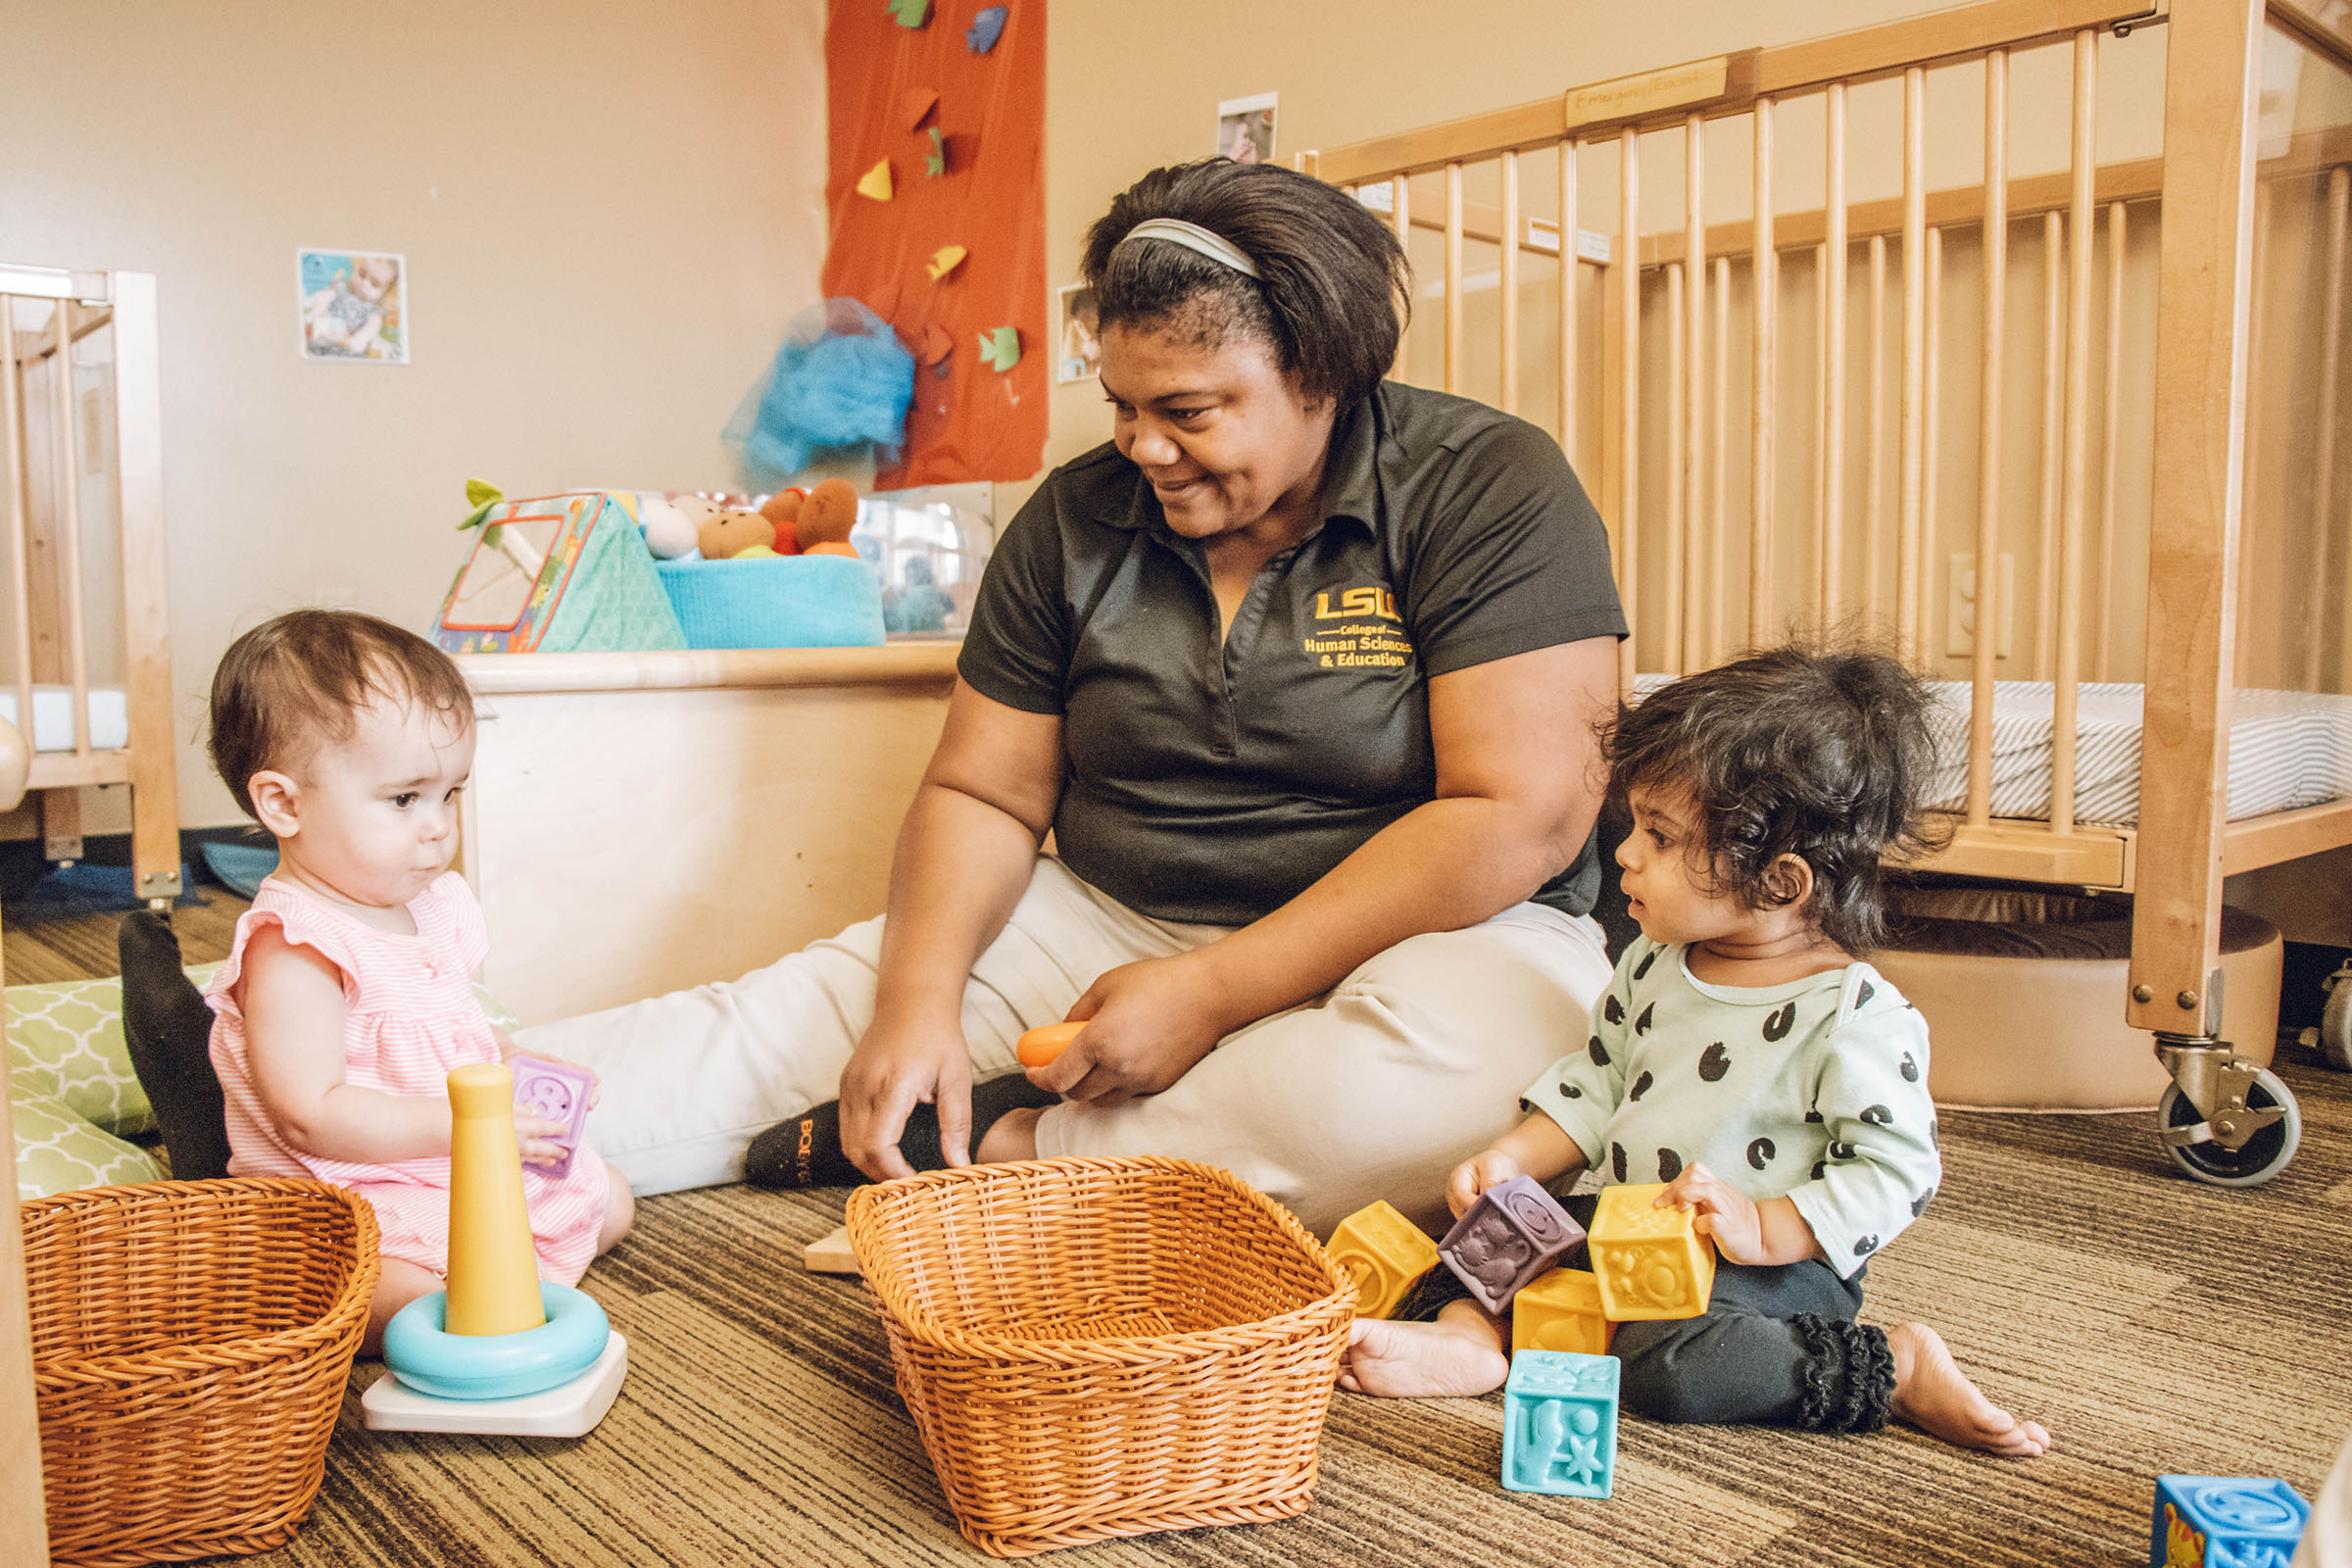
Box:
[2158,1067,2300,1187]
[2317,968,2352,1072]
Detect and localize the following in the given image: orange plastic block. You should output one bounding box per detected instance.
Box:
[1511,1266,1615,1355]
[1587,1183,1715,1321]
[1326,1200,1440,1319]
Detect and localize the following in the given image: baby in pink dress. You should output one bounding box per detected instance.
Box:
[202,609,633,1347]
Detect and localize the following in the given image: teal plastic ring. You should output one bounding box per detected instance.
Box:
[382,1283,611,1400]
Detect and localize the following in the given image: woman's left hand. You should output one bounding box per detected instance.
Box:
[1026,952,1230,1106]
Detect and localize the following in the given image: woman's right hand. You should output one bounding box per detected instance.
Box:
[838,1009,975,1181]
[1446,1147,1527,1218]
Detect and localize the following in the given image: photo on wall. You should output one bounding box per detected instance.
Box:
[1055,284,1101,384]
[1216,91,1276,166]
[298,248,408,363]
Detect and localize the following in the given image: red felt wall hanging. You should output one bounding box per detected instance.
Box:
[823,0,1047,489]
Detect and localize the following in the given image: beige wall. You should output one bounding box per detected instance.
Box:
[0,0,826,831]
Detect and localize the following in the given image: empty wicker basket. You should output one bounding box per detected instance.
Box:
[23,1177,380,1568]
[845,1155,1355,1558]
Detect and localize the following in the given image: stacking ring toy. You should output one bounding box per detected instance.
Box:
[1017,1021,1084,1068]
[382,1282,611,1400]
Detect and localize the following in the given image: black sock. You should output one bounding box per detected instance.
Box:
[744,1071,1061,1189]
[118,909,233,1181]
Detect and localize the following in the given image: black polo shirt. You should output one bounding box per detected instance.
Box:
[957,380,1629,927]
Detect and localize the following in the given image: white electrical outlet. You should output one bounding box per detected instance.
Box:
[1945,552,2016,660]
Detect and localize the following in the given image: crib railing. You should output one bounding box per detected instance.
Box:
[0,265,179,901]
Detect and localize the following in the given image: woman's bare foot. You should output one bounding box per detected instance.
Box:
[1337,1302,1510,1398]
[1887,1321,2050,1456]
[974,1104,1044,1163]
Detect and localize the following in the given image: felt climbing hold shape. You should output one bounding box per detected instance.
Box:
[925,126,947,177]
[856,159,894,202]
[966,4,1007,52]
[926,245,967,281]
[889,0,930,26]
[916,323,954,366]
[903,87,938,130]
[978,326,1020,371]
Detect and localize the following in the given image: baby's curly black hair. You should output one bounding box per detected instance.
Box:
[1603,646,1944,954]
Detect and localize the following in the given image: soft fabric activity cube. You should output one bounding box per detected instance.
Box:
[1588,1182,1715,1321]
[1511,1266,1614,1356]
[2151,1476,2309,1568]
[657,551,884,650]
[1502,1349,1619,1498]
[436,491,687,655]
[1438,1173,1583,1313]
[1325,1200,1439,1319]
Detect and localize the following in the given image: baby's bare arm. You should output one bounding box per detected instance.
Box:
[1446,1109,1591,1216]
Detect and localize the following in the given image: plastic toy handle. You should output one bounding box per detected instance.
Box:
[1016,1022,1084,1068]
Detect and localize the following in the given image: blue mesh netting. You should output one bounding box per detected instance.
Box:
[723,298,915,489]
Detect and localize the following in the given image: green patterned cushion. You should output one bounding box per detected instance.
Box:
[12,1091,166,1200]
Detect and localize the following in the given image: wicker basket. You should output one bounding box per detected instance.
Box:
[23,1178,380,1568]
[845,1155,1355,1558]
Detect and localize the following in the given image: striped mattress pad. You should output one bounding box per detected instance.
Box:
[1630,675,2352,828]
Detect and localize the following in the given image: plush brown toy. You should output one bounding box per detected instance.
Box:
[797,478,861,559]
[759,488,806,555]
[699,508,774,561]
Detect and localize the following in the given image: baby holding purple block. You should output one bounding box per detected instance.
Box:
[1437,1174,1582,1313]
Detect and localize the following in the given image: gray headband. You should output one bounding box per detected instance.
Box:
[1116,218,1263,279]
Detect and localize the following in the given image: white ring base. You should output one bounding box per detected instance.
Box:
[362,1331,627,1437]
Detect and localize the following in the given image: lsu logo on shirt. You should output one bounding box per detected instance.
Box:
[1302,583,1414,670]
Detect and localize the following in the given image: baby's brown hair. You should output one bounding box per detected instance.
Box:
[209,610,473,817]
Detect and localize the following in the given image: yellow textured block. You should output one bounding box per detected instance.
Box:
[1511,1266,1615,1355]
[444,1062,549,1337]
[1587,1183,1715,1321]
[1326,1200,1439,1319]
[856,159,894,202]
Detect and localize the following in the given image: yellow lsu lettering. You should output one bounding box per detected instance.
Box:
[1314,585,1400,622]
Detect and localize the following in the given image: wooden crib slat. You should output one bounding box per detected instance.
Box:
[2052,28,2098,833]
[1667,262,1687,672]
[47,300,90,760]
[1445,161,1465,395]
[1712,254,1731,664]
[1683,112,1707,671]
[1814,243,1829,636]
[1751,97,1776,647]
[1969,49,2010,828]
[1500,150,1521,416]
[1866,233,1887,630]
[112,272,180,902]
[0,299,35,753]
[2096,198,2127,682]
[1923,226,1944,664]
[2037,210,2064,680]
[2303,166,2349,692]
[1393,177,1412,382]
[1897,67,1927,664]
[1560,142,1580,466]
[1821,83,1848,629]
[2237,179,2270,681]
[1619,128,1641,693]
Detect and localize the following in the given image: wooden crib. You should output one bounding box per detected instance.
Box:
[0,266,179,905]
[1299,0,2350,1181]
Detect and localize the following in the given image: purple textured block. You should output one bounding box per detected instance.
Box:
[1438,1175,1586,1313]
[511,1055,595,1180]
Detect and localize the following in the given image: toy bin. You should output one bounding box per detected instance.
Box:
[23,1178,380,1567]
[845,1155,1355,1558]
[657,553,885,651]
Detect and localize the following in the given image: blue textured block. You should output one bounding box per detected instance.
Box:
[1501,1349,1618,1498]
[2151,1475,2309,1568]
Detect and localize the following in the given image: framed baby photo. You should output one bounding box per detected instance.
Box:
[1055,283,1101,384]
[1216,91,1277,166]
[298,247,409,363]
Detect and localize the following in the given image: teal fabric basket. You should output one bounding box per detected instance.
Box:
[657,554,886,650]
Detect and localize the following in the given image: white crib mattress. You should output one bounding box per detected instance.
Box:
[1632,675,2352,828]
[0,685,130,753]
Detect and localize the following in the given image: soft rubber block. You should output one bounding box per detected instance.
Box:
[363,1332,627,1437]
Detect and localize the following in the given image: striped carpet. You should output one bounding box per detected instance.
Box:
[200,1040,2352,1568]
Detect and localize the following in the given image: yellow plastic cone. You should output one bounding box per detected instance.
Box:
[443,1062,548,1337]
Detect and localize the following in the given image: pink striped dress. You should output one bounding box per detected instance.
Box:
[205,872,611,1285]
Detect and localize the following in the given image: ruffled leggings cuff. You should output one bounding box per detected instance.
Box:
[1790,1313,1894,1434]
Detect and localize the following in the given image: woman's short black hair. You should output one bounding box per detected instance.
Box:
[1079,159,1409,410]
[1603,646,1944,954]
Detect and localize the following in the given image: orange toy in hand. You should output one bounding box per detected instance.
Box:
[1017,1022,1084,1068]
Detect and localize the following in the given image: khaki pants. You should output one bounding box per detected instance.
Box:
[519,854,1613,1236]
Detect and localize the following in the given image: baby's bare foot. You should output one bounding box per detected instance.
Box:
[1887,1321,2050,1456]
[1337,1314,1509,1398]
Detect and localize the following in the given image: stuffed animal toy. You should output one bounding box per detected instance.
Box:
[797,478,862,559]
[699,508,775,561]
[639,498,701,560]
[760,489,807,555]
